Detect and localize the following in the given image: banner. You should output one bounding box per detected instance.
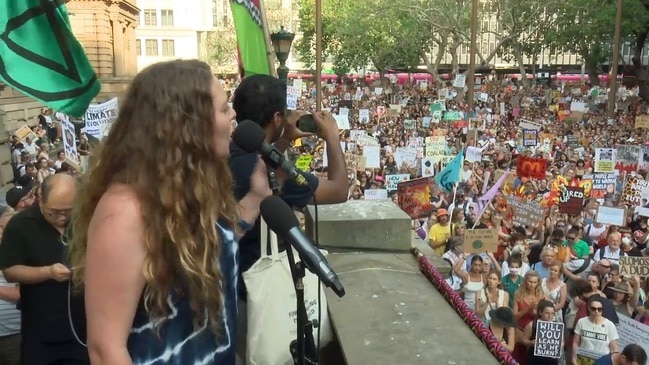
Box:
[516,156,547,179]
[397,177,435,219]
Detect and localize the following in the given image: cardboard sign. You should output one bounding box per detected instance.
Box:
[397,177,434,219]
[364,189,388,200]
[636,115,649,129]
[516,156,547,179]
[620,256,649,277]
[344,153,366,171]
[464,228,499,254]
[558,186,584,215]
[534,321,564,359]
[505,195,544,228]
[13,125,38,143]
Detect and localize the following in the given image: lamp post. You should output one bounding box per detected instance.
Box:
[270,26,295,84]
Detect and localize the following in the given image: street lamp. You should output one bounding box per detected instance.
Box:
[270,26,295,84]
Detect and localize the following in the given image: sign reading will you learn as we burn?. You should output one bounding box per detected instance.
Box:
[534,321,564,359]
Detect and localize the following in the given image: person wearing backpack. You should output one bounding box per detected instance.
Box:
[593,232,626,264]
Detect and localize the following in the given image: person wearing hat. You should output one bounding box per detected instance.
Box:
[5,184,35,212]
[488,307,517,352]
[428,208,453,256]
[609,278,639,319]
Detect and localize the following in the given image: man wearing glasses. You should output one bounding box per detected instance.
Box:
[0,174,89,365]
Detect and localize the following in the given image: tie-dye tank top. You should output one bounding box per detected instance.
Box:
[127,222,239,365]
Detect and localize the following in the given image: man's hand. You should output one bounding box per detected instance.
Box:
[48,263,71,282]
[281,110,313,142]
[313,111,340,141]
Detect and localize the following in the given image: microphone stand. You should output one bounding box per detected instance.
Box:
[266,167,318,365]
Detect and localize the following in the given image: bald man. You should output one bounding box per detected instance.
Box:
[0,174,89,365]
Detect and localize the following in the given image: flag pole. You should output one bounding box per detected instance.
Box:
[471,201,493,229]
[258,0,278,77]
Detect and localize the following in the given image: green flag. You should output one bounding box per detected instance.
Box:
[0,0,101,117]
[231,0,271,77]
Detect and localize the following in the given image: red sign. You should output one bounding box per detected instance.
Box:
[397,177,434,219]
[516,156,547,179]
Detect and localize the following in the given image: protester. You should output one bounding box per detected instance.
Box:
[68,59,272,364]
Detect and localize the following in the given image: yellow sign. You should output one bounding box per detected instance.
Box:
[295,155,313,172]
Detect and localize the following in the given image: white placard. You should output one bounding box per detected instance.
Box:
[364,189,388,200]
[333,114,350,130]
[595,206,625,226]
[84,97,119,140]
[453,74,466,88]
[385,174,410,191]
[359,109,370,123]
[363,145,381,168]
[286,86,300,110]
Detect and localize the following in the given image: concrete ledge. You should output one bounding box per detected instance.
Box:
[305,200,412,252]
[324,250,498,365]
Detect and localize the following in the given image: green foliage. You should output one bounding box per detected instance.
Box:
[295,0,423,73]
[545,0,648,67]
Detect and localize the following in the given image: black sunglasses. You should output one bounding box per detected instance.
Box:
[590,306,603,312]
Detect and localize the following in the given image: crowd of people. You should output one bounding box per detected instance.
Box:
[1,57,649,365]
[284,75,649,364]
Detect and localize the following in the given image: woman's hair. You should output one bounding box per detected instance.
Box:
[515,270,543,301]
[69,59,237,333]
[470,254,484,270]
[548,260,562,272]
[506,252,523,267]
[536,299,554,315]
[587,296,605,313]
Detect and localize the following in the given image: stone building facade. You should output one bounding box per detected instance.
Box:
[0,0,139,187]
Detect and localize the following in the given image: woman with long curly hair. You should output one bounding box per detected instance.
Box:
[68,60,271,364]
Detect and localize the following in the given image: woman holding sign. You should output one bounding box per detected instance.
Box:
[520,300,562,365]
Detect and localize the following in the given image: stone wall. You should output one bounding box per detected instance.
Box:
[0,0,139,190]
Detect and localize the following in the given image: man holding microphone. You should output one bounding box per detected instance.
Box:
[228,74,348,363]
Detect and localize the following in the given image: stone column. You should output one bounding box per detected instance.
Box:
[126,24,137,75]
[110,16,126,77]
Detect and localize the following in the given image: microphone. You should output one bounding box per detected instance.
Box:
[232,120,307,186]
[260,196,345,298]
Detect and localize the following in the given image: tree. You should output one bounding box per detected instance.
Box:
[399,0,472,81]
[546,0,647,87]
[628,0,649,101]
[480,0,562,87]
[202,26,238,74]
[295,0,423,74]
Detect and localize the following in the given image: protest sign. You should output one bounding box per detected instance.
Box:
[84,97,118,140]
[385,174,410,191]
[62,119,80,170]
[591,173,616,200]
[533,321,564,359]
[559,187,584,215]
[616,145,641,173]
[397,177,434,219]
[505,195,544,227]
[619,256,649,277]
[519,119,542,131]
[364,189,388,200]
[464,228,499,254]
[635,115,649,129]
[617,316,649,356]
[594,148,616,173]
[620,176,649,206]
[295,155,313,172]
[595,206,625,226]
[516,156,547,179]
[13,125,38,143]
[523,129,538,146]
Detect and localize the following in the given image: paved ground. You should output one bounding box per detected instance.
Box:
[322,236,499,365]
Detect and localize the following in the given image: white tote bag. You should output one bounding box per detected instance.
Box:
[243,218,333,365]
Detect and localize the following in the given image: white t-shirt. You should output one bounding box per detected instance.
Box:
[593,246,625,263]
[574,317,618,355]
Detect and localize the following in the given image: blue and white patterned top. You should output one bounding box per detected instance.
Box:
[127,222,238,365]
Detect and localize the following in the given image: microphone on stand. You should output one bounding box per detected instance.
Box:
[260,195,345,298]
[232,120,307,187]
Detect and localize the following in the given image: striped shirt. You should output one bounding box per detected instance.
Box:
[0,271,21,337]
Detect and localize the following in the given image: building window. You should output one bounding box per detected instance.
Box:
[144,9,157,26]
[162,40,175,56]
[161,10,174,26]
[136,39,141,56]
[145,39,158,56]
[212,0,218,26]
